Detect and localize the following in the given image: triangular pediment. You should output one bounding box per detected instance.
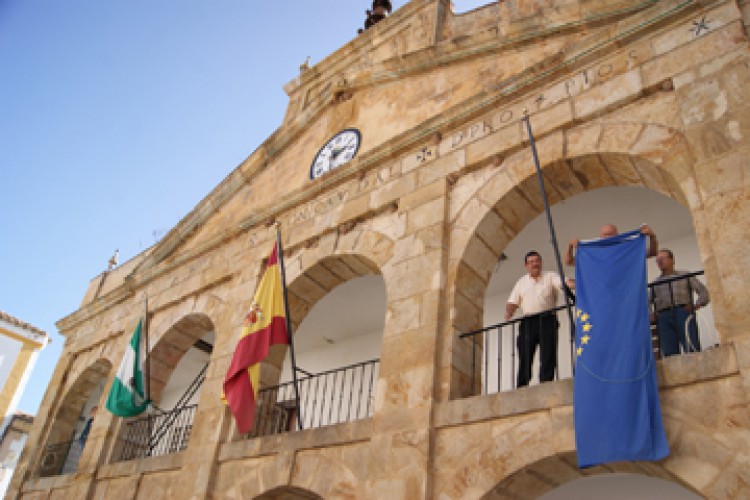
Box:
[131,0,701,280]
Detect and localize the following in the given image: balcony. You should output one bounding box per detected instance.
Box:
[249,359,380,437]
[460,271,717,396]
[119,404,198,460]
[102,358,379,465]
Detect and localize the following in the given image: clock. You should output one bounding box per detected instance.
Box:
[309,128,361,179]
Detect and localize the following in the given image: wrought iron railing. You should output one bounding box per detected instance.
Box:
[117,362,206,461]
[648,270,717,357]
[460,271,716,396]
[460,305,571,396]
[119,404,197,460]
[248,359,379,438]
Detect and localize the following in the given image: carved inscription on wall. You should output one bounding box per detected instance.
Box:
[286,46,650,228]
[280,166,392,228]
[403,48,645,166]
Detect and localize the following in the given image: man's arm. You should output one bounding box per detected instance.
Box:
[564,238,578,266]
[691,276,710,308]
[505,303,518,321]
[641,224,658,258]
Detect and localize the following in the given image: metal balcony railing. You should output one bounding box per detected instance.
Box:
[119,404,197,461]
[248,359,380,438]
[460,271,716,396]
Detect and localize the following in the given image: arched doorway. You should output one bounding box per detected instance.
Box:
[36,359,111,477]
[477,185,716,394]
[249,254,385,436]
[116,313,214,460]
[450,149,716,398]
[254,486,323,499]
[480,452,701,499]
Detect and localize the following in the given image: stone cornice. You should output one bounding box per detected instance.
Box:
[56,283,134,333]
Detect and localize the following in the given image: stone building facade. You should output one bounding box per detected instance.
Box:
[7,0,750,498]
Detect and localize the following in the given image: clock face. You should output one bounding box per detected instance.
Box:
[310,128,361,179]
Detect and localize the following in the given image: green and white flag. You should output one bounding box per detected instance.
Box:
[106,319,149,417]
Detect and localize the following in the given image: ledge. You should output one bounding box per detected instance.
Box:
[96,451,186,479]
[435,344,738,429]
[218,418,373,463]
[22,473,74,493]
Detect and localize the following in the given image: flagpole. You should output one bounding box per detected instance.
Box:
[522,111,576,355]
[144,298,153,455]
[275,224,304,430]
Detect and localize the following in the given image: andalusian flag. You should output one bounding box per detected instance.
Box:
[224,242,289,433]
[106,319,149,417]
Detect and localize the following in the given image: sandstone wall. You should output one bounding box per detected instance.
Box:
[9,1,750,499]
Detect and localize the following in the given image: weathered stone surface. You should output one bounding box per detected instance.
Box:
[18,2,750,500]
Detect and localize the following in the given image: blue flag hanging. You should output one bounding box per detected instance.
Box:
[573,229,669,468]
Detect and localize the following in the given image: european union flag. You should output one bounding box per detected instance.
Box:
[574,229,669,468]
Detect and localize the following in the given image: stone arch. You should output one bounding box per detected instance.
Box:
[447,122,704,398]
[286,253,383,334]
[38,358,112,476]
[436,404,743,499]
[250,251,386,433]
[112,312,216,461]
[148,312,215,405]
[254,486,323,500]
[479,452,700,499]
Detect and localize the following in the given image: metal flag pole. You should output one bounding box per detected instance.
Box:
[521,111,576,350]
[144,297,154,455]
[275,224,304,430]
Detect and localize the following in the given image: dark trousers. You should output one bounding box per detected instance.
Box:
[658,307,701,357]
[517,314,559,387]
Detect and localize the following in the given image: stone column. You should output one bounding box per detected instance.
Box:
[365,178,449,499]
[5,350,74,499]
[171,309,236,500]
[677,55,750,395]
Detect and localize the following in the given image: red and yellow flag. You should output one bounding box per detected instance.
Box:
[223,242,289,433]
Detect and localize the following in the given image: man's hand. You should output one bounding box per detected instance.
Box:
[640,224,654,236]
[564,239,579,266]
[505,303,518,321]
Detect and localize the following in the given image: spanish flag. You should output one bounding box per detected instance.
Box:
[224,242,289,433]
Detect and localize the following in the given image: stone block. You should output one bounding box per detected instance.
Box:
[465,124,523,168]
[402,144,438,174]
[524,100,573,137]
[695,153,747,200]
[574,69,643,121]
[418,150,465,187]
[542,158,586,199]
[439,117,497,157]
[601,153,643,187]
[462,234,499,284]
[356,229,395,268]
[406,197,445,235]
[565,124,602,160]
[598,122,643,154]
[385,296,422,334]
[369,173,417,210]
[370,209,406,242]
[642,22,747,89]
[400,179,446,214]
[337,194,371,226]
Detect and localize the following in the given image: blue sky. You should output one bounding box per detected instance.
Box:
[0,1,488,414]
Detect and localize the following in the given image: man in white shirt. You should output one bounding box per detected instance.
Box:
[506,251,563,387]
